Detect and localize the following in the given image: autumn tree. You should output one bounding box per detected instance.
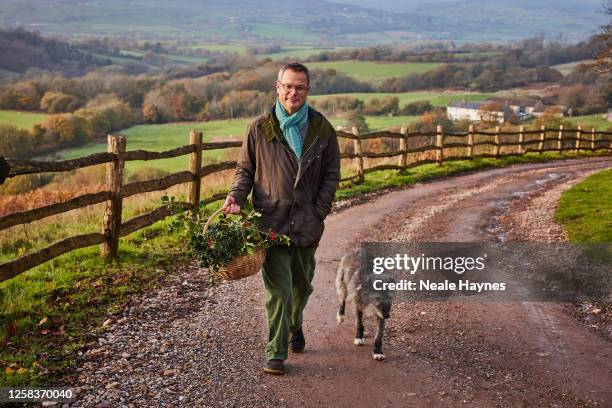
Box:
[142,103,161,123]
[40,91,82,113]
[478,101,506,125]
[398,100,434,115]
[0,125,35,157]
[344,110,370,134]
[363,97,399,115]
[42,114,87,146]
[310,96,363,114]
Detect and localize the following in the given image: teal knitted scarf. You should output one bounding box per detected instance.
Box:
[275,98,308,160]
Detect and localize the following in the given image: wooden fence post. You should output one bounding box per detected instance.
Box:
[539,125,546,154]
[352,127,364,182]
[101,134,126,259]
[468,124,474,159]
[557,125,564,153]
[518,125,524,155]
[494,126,501,158]
[591,128,596,151]
[575,126,581,153]
[399,127,408,167]
[188,131,203,211]
[436,125,444,164]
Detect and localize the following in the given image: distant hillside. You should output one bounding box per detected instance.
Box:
[339,0,606,41]
[0,0,606,44]
[0,27,111,76]
[413,0,605,42]
[0,0,437,43]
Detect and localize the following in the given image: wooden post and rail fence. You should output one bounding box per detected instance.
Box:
[0,125,611,282]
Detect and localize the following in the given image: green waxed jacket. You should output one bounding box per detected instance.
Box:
[229,105,341,247]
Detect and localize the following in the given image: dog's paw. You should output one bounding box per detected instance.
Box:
[373,353,386,361]
[354,338,365,346]
[336,312,344,325]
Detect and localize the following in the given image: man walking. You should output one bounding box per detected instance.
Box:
[223,62,340,375]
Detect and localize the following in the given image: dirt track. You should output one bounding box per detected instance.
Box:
[277,156,612,407]
[71,157,612,407]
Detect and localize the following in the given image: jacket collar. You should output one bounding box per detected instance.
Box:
[259,104,331,147]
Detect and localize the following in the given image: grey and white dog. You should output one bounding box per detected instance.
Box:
[336,248,392,361]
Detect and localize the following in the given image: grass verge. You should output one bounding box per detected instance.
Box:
[0,219,190,386]
[555,168,612,242]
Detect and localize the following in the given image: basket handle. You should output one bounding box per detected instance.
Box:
[203,207,248,233]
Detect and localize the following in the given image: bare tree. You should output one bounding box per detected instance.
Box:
[592,0,612,74]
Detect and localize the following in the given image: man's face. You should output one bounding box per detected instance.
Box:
[276,69,309,115]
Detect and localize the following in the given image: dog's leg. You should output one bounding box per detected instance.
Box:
[354,309,365,346]
[336,271,346,324]
[337,299,346,324]
[373,317,386,360]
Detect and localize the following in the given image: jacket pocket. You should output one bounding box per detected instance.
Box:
[301,203,324,246]
[254,198,278,215]
[254,198,280,235]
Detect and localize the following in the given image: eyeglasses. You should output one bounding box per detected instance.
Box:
[277,82,308,94]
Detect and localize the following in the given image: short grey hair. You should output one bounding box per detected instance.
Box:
[277,62,310,87]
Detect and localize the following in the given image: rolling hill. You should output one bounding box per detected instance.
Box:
[0,0,605,44]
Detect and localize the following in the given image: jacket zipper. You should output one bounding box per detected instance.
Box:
[301,135,320,160]
[278,134,322,188]
[278,139,299,168]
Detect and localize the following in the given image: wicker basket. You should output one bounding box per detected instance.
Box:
[202,207,266,281]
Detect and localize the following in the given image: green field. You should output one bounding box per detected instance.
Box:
[556,169,612,242]
[249,23,319,42]
[119,50,207,65]
[566,114,612,130]
[0,110,49,130]
[54,113,419,173]
[181,43,248,53]
[310,91,492,107]
[179,44,349,61]
[307,61,442,82]
[264,46,347,60]
[452,51,502,61]
[333,115,420,131]
[57,120,250,174]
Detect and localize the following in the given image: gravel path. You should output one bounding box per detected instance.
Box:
[499,168,603,242]
[70,262,276,408]
[61,157,612,407]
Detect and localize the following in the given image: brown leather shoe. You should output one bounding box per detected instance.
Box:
[263,359,285,375]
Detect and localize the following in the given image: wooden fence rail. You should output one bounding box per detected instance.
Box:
[1,126,611,281]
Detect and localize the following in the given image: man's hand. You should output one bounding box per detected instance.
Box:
[222,195,241,215]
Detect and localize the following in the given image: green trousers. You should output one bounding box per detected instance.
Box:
[262,245,317,361]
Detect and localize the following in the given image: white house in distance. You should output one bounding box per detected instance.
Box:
[447,101,487,121]
[447,97,566,123]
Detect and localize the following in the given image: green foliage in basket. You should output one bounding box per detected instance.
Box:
[161,195,290,272]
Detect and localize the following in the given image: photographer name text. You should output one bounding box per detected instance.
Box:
[373,279,506,292]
